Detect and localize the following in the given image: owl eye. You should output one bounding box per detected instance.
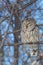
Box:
[26,25,28,29]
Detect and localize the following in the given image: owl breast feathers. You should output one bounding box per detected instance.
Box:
[21,19,39,43]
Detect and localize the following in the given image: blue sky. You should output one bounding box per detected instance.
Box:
[0,0,43,65]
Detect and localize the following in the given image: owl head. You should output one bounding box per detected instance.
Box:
[22,18,36,32]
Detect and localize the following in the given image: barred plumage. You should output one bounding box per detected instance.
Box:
[21,18,39,43]
[20,19,39,54]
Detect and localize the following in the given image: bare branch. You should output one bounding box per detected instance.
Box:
[18,0,37,11]
[0,4,15,49]
[3,41,43,46]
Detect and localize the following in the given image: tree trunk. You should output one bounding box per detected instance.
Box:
[0,30,3,65]
[14,12,21,65]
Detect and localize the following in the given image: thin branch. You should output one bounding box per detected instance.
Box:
[3,41,43,46]
[0,4,15,49]
[0,16,10,24]
[37,24,43,26]
[18,0,37,12]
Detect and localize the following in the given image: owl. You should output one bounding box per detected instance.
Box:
[21,18,39,43]
[20,18,39,53]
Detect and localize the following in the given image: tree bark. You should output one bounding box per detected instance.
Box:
[14,10,21,65]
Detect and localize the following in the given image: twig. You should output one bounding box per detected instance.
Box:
[0,4,15,49]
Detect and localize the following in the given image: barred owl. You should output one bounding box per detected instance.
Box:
[21,18,39,54]
[21,18,39,43]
